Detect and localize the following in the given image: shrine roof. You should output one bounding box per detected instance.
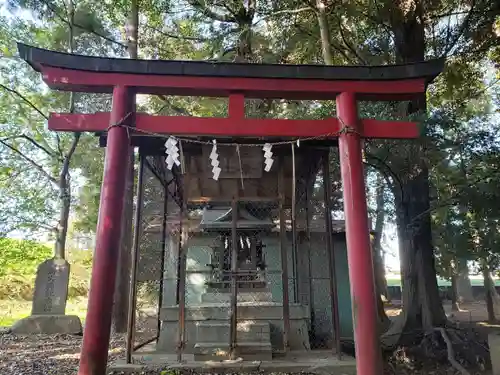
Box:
[17,43,445,100]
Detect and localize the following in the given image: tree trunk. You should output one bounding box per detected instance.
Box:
[398,172,446,331]
[383,169,447,347]
[112,0,138,333]
[483,267,496,323]
[450,273,459,312]
[373,174,389,301]
[54,162,72,259]
[54,0,78,260]
[456,259,474,302]
[372,175,390,329]
[315,0,333,65]
[381,7,447,347]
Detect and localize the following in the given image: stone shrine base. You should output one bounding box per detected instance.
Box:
[109,350,356,375]
[11,314,82,334]
[157,302,311,359]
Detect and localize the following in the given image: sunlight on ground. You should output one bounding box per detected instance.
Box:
[385,300,500,328]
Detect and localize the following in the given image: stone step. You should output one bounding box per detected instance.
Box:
[201,291,273,303]
[196,321,271,343]
[194,342,273,361]
[206,281,268,290]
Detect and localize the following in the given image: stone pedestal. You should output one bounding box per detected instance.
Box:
[157,303,310,355]
[11,315,82,334]
[194,321,273,361]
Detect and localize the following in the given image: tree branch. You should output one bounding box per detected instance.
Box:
[61,133,81,179]
[1,134,56,158]
[365,151,405,201]
[0,139,57,184]
[440,1,476,58]
[430,10,477,20]
[338,21,367,64]
[294,23,358,64]
[408,167,500,226]
[144,24,210,41]
[188,0,237,22]
[0,84,49,120]
[39,0,127,48]
[254,7,311,26]
[247,0,257,20]
[158,95,194,117]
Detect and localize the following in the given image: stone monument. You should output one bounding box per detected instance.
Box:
[11,258,82,334]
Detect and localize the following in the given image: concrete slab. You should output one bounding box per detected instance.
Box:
[108,350,356,374]
[194,342,273,361]
[11,314,82,334]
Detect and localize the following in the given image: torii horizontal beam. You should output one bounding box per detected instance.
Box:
[18,43,444,100]
[49,112,420,139]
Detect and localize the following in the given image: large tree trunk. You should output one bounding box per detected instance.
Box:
[483,266,496,323]
[382,6,447,347]
[112,0,138,333]
[373,174,389,301]
[450,273,460,312]
[456,259,474,302]
[384,170,446,347]
[372,174,390,329]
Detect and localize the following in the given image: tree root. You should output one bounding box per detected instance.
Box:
[434,327,470,375]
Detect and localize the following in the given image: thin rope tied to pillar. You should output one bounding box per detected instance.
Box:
[337,116,362,136]
[106,112,133,133]
[179,139,185,174]
[107,115,343,147]
[236,144,244,190]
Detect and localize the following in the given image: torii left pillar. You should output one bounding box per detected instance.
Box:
[78,86,133,375]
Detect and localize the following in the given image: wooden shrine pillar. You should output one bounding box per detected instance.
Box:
[78,86,133,375]
[336,92,383,375]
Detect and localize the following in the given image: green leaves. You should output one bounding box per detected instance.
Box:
[0,238,52,277]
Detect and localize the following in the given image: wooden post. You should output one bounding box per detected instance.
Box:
[229,198,239,359]
[323,149,342,359]
[337,92,382,375]
[177,188,187,362]
[279,157,290,352]
[78,86,131,375]
[125,153,145,363]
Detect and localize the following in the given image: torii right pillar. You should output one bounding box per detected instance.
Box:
[337,92,383,375]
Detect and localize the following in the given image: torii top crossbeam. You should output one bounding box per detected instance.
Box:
[17,43,443,375]
[18,44,443,140]
[19,43,442,99]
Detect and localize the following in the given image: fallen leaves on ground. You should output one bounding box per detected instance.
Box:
[0,332,125,375]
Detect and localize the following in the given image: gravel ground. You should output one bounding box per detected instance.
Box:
[0,327,486,375]
[0,331,128,375]
[0,331,310,375]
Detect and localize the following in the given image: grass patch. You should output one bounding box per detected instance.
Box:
[0,297,89,327]
[0,239,93,327]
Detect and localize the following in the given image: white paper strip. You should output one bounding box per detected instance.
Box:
[263,143,273,172]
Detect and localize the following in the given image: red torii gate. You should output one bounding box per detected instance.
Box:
[18,43,444,375]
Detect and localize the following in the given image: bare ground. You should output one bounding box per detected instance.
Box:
[0,302,496,375]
